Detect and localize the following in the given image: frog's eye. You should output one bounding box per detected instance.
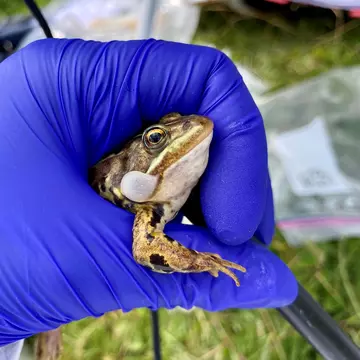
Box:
[143,126,168,150]
[147,129,164,144]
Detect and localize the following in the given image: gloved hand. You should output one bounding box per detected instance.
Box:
[0,38,297,346]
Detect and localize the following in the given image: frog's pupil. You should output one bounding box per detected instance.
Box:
[149,132,162,143]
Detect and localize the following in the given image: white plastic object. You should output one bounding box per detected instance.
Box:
[261,65,360,246]
[19,0,201,48]
[289,0,360,10]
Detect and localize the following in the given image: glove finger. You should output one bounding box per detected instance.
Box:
[254,172,276,245]
[198,63,269,245]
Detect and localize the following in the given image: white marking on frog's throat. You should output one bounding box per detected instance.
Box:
[120,171,159,203]
[149,131,213,213]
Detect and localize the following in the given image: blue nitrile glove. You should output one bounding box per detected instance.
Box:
[0,38,298,346]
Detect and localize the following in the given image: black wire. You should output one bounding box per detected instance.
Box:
[151,310,162,360]
[23,0,53,38]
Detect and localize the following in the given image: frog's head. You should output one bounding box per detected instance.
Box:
[142,112,213,175]
[120,112,214,203]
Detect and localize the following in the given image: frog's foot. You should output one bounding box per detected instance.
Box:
[35,329,63,360]
[133,230,246,287]
[189,250,246,286]
[133,207,246,286]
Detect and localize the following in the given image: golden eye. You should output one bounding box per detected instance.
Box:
[147,128,165,144]
[143,126,168,150]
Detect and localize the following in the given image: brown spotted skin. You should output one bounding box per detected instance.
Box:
[89,112,246,285]
[131,205,246,285]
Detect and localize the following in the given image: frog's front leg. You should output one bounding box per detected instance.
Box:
[132,206,246,286]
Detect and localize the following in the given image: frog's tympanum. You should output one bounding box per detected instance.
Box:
[35,113,246,360]
[89,112,246,285]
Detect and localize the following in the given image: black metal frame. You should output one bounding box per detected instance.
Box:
[19,1,360,359]
[279,283,360,360]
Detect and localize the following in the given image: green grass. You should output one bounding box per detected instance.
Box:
[193,7,360,91]
[0,0,49,17]
[2,2,360,359]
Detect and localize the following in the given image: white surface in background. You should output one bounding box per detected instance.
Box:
[272,117,354,196]
[292,0,360,9]
[19,0,201,48]
[0,341,24,360]
[190,0,360,9]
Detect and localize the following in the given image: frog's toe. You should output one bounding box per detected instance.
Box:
[204,253,246,287]
[212,263,241,287]
[208,268,219,277]
[213,257,247,273]
[204,252,221,259]
[203,252,246,273]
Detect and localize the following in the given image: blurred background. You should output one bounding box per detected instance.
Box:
[1,1,360,359]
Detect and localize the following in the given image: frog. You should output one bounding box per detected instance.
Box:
[88,112,246,285]
[34,113,247,360]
